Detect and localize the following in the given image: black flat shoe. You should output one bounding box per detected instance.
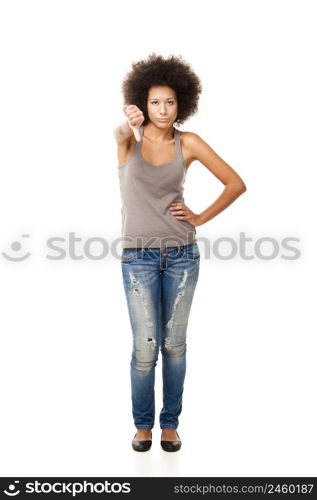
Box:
[160,431,182,452]
[131,432,152,452]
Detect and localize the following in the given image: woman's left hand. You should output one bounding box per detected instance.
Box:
[169,202,203,226]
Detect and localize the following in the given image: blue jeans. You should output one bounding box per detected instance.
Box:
[121,242,200,430]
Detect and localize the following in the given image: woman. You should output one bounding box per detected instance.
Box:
[114,53,247,452]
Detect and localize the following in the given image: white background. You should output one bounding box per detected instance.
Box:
[0,0,316,477]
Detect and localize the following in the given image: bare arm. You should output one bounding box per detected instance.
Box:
[170,132,247,226]
[195,133,246,225]
[113,119,133,144]
[192,133,247,225]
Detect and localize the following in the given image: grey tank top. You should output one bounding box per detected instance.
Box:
[117,124,196,249]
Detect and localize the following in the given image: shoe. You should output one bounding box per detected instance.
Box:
[131,431,152,452]
[160,431,182,452]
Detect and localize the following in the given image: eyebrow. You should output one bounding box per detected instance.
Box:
[148,96,176,100]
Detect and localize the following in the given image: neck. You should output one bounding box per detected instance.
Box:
[143,122,175,142]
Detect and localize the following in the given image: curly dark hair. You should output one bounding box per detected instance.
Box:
[121,53,202,127]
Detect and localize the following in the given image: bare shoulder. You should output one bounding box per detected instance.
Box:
[180,130,221,161]
[179,130,202,148]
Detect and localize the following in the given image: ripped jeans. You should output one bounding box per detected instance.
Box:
[121,242,200,430]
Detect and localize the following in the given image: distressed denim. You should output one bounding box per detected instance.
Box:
[121,242,200,430]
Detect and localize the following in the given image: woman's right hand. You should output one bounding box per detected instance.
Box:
[125,105,144,142]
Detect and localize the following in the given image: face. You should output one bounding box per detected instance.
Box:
[146,86,178,126]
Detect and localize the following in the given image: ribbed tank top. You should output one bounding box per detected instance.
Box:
[117,124,196,249]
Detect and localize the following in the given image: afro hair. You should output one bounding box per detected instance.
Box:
[121,53,202,127]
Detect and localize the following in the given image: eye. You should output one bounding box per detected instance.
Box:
[150,100,175,105]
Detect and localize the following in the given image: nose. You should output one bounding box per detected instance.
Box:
[159,104,167,115]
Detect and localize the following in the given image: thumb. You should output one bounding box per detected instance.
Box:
[131,125,141,142]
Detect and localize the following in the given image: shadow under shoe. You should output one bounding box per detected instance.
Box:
[131,432,152,452]
[160,431,182,452]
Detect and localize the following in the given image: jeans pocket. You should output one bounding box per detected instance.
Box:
[185,242,200,260]
[121,248,143,262]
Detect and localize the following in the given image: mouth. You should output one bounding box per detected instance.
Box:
[157,118,169,122]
